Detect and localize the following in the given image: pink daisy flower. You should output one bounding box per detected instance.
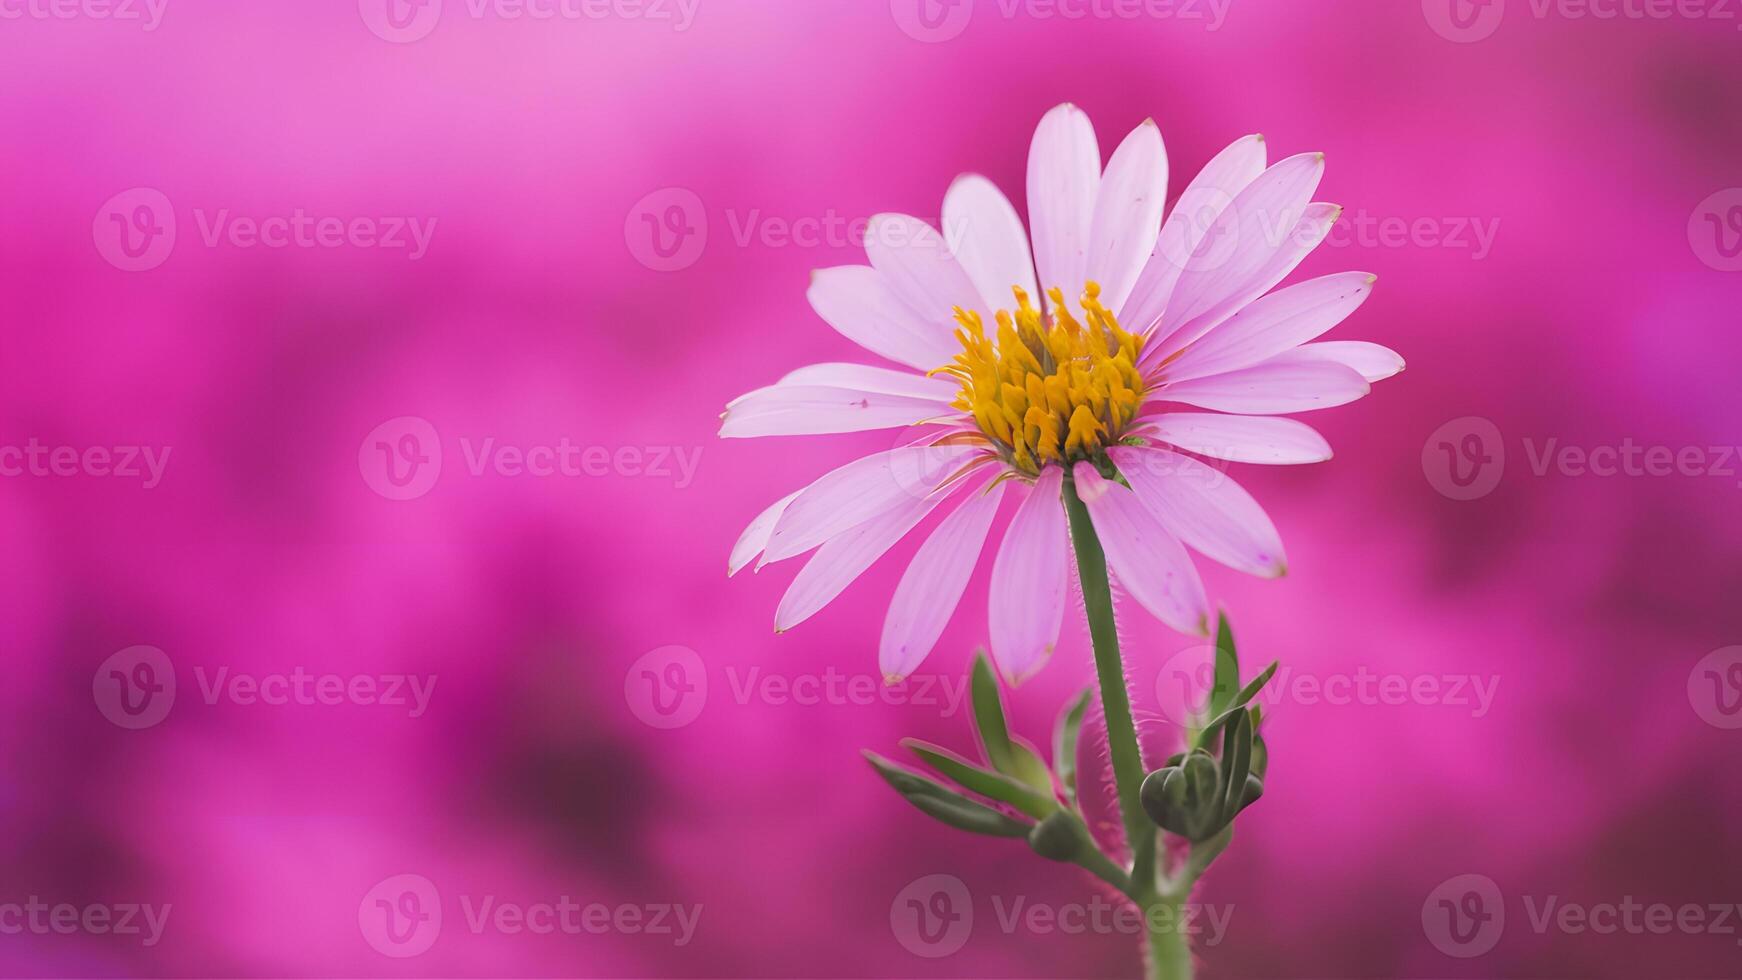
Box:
[723,104,1401,685]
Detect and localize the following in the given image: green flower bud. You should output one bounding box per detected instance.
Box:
[1027,811,1087,862]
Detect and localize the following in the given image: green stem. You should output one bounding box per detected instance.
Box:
[1144,896,1193,980]
[1060,478,1156,887]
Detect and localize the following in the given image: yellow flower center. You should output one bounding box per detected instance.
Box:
[939,283,1147,475]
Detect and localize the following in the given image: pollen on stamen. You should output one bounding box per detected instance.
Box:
[941,282,1147,475]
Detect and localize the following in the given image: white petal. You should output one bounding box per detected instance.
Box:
[1164,272,1378,383]
[1138,413,1333,465]
[1073,463,1210,637]
[988,467,1069,684]
[775,486,959,632]
[729,490,801,576]
[775,363,959,402]
[1110,445,1286,578]
[763,444,980,563]
[1087,119,1167,314]
[1147,201,1342,368]
[1146,153,1327,354]
[1271,341,1406,382]
[942,174,1039,314]
[865,214,987,322]
[879,480,1006,681]
[1121,133,1268,335]
[808,266,958,372]
[1157,360,1370,415]
[720,385,950,438]
[1027,104,1100,312]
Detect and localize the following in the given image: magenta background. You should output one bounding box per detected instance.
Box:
[3,0,1742,976]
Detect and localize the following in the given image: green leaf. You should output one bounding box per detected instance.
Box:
[1053,689,1092,804]
[970,651,1016,769]
[1251,732,1269,781]
[969,651,1053,793]
[1209,612,1240,719]
[902,739,1058,819]
[863,751,1030,838]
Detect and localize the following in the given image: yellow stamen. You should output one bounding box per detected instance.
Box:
[944,282,1147,475]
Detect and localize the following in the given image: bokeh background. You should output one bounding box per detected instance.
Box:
[3,0,1741,976]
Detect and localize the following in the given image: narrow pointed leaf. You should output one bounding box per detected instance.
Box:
[863,751,1031,837]
[902,739,1058,819]
[969,651,1053,792]
[1209,612,1240,718]
[1053,689,1092,804]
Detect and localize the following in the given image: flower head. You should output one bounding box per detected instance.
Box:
[723,104,1401,685]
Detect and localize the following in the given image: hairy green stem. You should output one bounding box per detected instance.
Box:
[1062,475,1184,975]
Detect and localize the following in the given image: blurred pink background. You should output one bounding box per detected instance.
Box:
[3,0,1742,976]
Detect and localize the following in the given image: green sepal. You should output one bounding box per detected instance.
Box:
[969,651,1053,793]
[1053,688,1092,805]
[1195,660,1279,748]
[863,751,1030,838]
[902,738,1058,820]
[1219,709,1254,826]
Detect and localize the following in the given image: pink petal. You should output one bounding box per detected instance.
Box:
[1027,104,1100,309]
[988,467,1069,684]
[879,480,1006,681]
[1122,133,1267,335]
[1144,153,1327,355]
[807,266,958,372]
[776,363,959,402]
[1137,413,1333,465]
[720,385,951,438]
[865,213,987,322]
[729,490,801,577]
[1156,360,1370,415]
[1271,340,1406,382]
[1109,445,1287,578]
[1146,201,1342,369]
[763,444,980,563]
[942,174,1039,314]
[1163,272,1378,384]
[775,486,960,633]
[1072,463,1210,637]
[1087,119,1168,314]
